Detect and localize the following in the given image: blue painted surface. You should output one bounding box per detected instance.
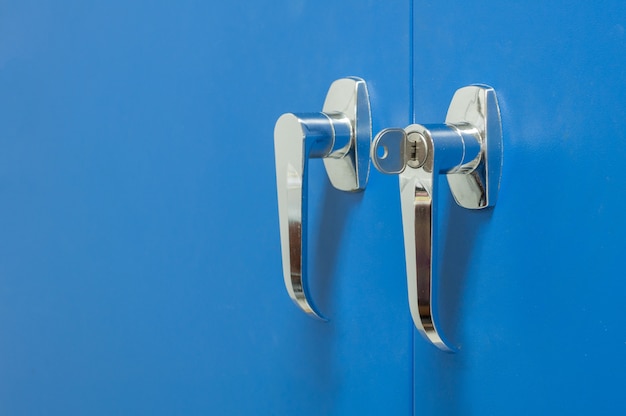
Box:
[0,1,413,414]
[413,0,626,414]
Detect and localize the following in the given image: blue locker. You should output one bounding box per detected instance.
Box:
[2,0,624,414]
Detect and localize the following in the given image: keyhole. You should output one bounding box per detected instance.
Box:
[377,144,388,160]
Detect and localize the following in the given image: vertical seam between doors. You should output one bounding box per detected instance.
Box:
[409,0,416,415]
[410,0,415,125]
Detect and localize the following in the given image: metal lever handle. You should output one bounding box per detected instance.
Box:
[371,85,502,351]
[274,77,371,319]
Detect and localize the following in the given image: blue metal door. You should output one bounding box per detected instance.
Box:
[411,0,626,414]
[0,1,413,414]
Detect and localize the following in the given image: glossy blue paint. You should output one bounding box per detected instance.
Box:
[413,0,626,414]
[0,1,413,414]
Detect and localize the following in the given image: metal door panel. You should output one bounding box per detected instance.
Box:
[412,1,626,414]
[0,1,412,414]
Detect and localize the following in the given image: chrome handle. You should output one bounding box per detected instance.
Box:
[274,77,371,319]
[372,85,502,350]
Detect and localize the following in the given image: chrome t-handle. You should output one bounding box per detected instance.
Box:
[372,85,503,350]
[274,77,371,319]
